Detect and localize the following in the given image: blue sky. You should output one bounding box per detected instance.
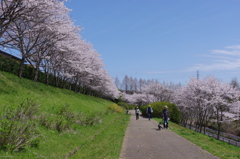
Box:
[65,0,240,85]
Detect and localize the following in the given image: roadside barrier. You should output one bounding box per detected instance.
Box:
[185,124,240,147]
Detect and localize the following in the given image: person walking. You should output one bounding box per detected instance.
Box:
[135,107,140,120]
[146,105,153,121]
[162,105,169,129]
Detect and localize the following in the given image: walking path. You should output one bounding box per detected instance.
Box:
[119,110,219,159]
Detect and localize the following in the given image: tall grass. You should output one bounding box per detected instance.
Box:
[0,71,130,158]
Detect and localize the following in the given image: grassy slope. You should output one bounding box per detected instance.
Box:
[0,71,111,113]
[0,71,130,158]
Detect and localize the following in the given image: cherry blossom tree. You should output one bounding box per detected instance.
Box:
[0,0,32,40]
[122,92,150,106]
[204,77,240,139]
[173,85,201,129]
[142,80,174,102]
[174,76,240,139]
[120,80,172,106]
[2,0,70,78]
[174,78,214,133]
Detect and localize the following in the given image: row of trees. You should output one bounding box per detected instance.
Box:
[0,0,119,99]
[115,75,181,93]
[120,79,180,106]
[120,76,239,139]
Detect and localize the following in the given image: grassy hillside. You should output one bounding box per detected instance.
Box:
[0,71,112,113]
[0,71,130,158]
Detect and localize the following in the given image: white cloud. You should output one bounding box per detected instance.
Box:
[188,44,240,72]
[145,44,240,77]
[190,59,240,71]
[225,45,240,50]
[211,49,240,55]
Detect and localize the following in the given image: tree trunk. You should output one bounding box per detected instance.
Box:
[74,82,78,92]
[189,120,193,129]
[62,78,65,89]
[18,57,25,78]
[33,68,39,82]
[33,63,40,82]
[45,72,49,85]
[203,125,206,134]
[216,109,221,140]
[54,71,59,87]
[217,122,221,140]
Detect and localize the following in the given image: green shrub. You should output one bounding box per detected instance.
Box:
[39,105,105,131]
[81,112,104,126]
[140,101,181,124]
[75,111,104,126]
[0,99,41,151]
[0,55,19,75]
[39,105,76,132]
[40,114,70,132]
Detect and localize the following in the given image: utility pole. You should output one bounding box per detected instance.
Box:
[239,106,240,128]
[197,70,199,79]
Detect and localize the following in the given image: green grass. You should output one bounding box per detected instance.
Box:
[0,71,112,113]
[5,113,129,159]
[154,118,240,159]
[71,114,129,159]
[0,71,130,158]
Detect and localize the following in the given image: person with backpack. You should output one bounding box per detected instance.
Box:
[162,105,169,129]
[135,107,140,120]
[146,105,153,121]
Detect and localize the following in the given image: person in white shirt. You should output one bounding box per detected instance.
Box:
[135,107,140,120]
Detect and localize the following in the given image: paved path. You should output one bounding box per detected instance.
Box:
[119,110,219,159]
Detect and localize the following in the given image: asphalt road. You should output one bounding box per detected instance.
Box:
[119,110,219,159]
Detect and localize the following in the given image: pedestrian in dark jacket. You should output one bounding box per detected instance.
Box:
[146,105,153,121]
[162,105,169,129]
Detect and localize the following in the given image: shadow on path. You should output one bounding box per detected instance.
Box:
[119,110,219,159]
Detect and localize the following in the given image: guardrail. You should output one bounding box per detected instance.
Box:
[185,124,240,147]
[206,130,240,147]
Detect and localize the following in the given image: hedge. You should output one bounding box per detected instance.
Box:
[140,101,181,124]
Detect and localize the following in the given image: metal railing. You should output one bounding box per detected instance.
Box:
[185,124,240,147]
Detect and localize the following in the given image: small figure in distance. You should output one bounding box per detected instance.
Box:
[146,105,153,121]
[162,105,169,129]
[135,107,140,120]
